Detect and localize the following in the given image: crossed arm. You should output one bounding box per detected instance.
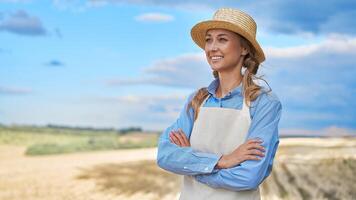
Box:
[169,129,265,169]
[156,91,282,191]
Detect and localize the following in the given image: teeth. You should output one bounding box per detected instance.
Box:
[211,56,223,60]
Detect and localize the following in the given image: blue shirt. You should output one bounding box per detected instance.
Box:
[156,77,282,191]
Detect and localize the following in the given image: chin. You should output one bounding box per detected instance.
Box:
[210,64,226,72]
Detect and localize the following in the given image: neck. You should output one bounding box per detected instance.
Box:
[216,63,243,98]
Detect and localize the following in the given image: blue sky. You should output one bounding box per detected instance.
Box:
[1,0,355,135]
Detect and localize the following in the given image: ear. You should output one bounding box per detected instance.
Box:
[241,47,248,56]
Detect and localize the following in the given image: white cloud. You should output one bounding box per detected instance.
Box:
[50,1,356,36]
[135,12,174,23]
[107,36,356,92]
[265,35,356,58]
[0,10,46,36]
[105,35,356,130]
[107,53,213,88]
[277,83,351,107]
[261,36,356,130]
[102,93,186,105]
[97,93,190,130]
[0,92,188,131]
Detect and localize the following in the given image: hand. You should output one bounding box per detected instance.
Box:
[169,129,190,147]
[216,138,265,169]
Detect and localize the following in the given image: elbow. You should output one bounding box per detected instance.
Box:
[156,157,166,171]
[225,173,261,191]
[156,152,168,171]
[156,142,176,173]
[244,178,260,190]
[243,173,264,190]
[156,151,181,175]
[156,143,168,170]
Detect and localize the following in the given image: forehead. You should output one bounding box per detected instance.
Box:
[205,28,235,36]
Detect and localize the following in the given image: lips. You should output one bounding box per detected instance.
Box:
[210,56,224,61]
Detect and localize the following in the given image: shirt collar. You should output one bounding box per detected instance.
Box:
[207,77,242,99]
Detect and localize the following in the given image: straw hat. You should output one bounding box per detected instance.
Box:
[191,8,265,63]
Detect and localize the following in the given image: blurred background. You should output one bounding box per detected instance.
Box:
[0,1,355,200]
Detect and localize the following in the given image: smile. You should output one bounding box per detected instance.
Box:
[211,56,224,61]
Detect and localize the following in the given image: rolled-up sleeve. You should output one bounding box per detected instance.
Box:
[194,92,282,191]
[156,91,221,176]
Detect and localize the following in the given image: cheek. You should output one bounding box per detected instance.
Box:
[225,44,242,58]
[204,43,212,52]
[204,46,209,55]
[204,45,209,55]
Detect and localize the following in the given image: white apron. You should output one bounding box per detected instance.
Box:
[179,94,261,200]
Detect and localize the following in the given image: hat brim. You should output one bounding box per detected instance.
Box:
[191,20,265,63]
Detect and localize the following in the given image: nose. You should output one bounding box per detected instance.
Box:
[208,41,218,51]
[205,38,219,52]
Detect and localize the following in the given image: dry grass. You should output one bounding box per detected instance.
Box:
[260,158,356,200]
[77,160,180,198]
[259,137,356,200]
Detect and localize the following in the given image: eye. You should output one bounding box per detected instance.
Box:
[219,38,228,42]
[205,38,211,42]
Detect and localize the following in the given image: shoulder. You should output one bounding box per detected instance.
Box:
[250,87,282,115]
[259,87,281,103]
[186,87,208,102]
[183,88,202,110]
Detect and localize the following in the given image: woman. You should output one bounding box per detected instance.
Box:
[157,8,282,200]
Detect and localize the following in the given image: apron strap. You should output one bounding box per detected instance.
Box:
[241,97,250,114]
[202,94,210,106]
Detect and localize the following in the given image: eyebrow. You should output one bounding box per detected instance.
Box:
[205,33,229,37]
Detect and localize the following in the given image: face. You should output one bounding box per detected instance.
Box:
[204,28,247,72]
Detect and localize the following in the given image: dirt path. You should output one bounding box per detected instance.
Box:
[0,146,174,200]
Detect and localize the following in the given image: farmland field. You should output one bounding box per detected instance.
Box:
[0,126,355,200]
[0,126,158,155]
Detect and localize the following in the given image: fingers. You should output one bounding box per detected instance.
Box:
[245,138,265,151]
[169,129,190,147]
[177,129,190,146]
[247,149,265,157]
[247,143,265,152]
[169,134,176,144]
[243,147,265,162]
[245,155,262,161]
[170,131,181,146]
[174,129,187,146]
[242,138,266,161]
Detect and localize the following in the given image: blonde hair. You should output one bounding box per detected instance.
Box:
[187,34,271,121]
